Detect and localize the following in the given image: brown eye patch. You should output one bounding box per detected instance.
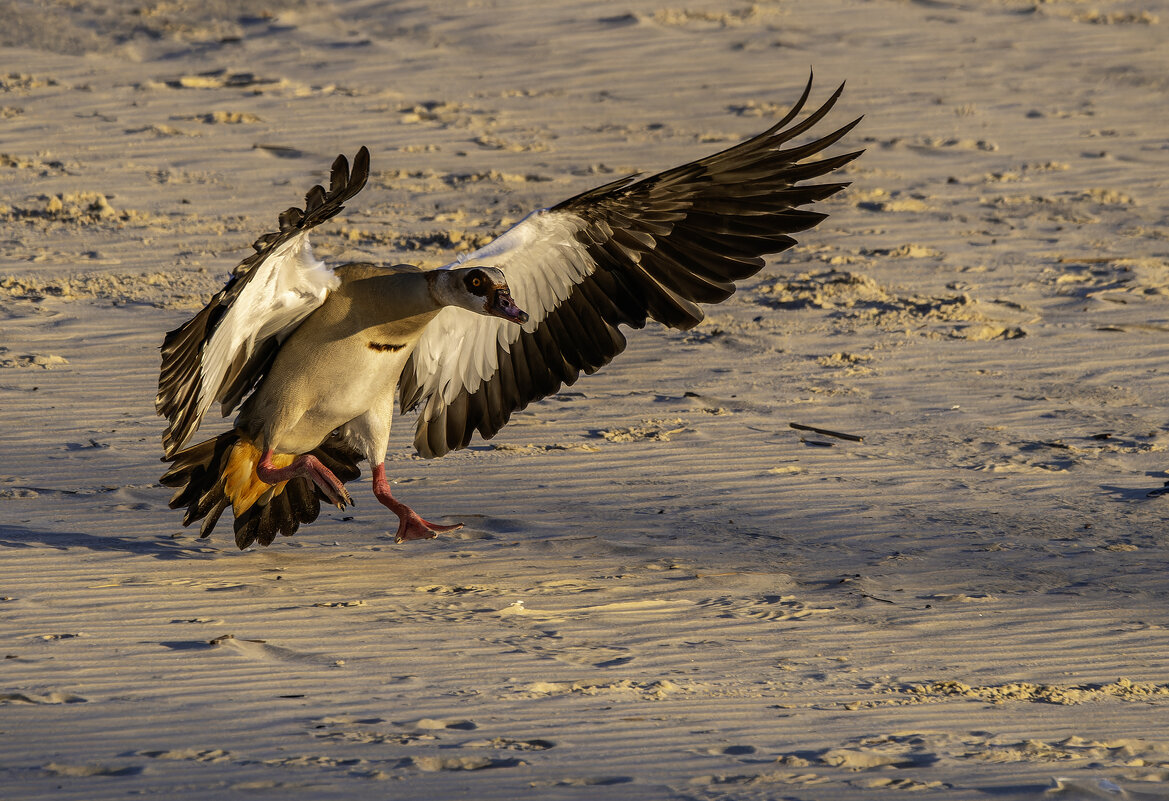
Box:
[464,269,489,296]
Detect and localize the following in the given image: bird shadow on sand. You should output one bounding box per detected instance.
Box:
[0,524,218,560]
[1101,483,1169,502]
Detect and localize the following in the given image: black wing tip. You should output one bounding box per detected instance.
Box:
[554,74,855,214]
[343,145,371,192]
[252,145,373,243]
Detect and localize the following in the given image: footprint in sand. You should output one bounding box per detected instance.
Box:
[696,744,778,766]
[704,744,761,759]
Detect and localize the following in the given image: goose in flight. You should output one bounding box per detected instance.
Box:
[157,77,862,549]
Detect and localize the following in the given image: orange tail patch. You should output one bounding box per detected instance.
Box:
[223,436,293,516]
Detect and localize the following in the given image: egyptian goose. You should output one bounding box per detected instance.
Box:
[158,76,862,549]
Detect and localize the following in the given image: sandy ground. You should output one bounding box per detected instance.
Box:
[3,0,1169,798]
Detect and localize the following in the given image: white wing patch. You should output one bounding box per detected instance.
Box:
[410,209,596,415]
[199,232,339,419]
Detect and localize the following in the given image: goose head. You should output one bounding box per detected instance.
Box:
[434,266,528,324]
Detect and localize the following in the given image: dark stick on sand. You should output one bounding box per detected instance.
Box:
[789,422,864,443]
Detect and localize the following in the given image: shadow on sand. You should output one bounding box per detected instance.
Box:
[0,524,219,560]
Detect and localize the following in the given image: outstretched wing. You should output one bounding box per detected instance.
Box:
[157,147,370,458]
[400,76,862,458]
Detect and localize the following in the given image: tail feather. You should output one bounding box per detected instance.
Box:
[161,434,232,509]
[186,477,227,527]
[200,495,230,539]
[234,476,319,549]
[161,430,362,549]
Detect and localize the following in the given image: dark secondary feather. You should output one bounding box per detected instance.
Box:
[402,76,862,458]
[155,147,370,459]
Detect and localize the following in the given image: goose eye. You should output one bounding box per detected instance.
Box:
[465,270,490,295]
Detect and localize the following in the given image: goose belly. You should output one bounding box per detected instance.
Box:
[252,335,416,455]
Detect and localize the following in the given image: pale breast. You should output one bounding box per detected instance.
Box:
[237,275,435,455]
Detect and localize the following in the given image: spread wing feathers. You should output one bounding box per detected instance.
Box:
[401,77,862,458]
[156,147,370,458]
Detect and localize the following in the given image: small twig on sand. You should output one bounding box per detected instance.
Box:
[789,422,864,443]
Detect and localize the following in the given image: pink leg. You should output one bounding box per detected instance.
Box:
[257,449,353,508]
[372,463,463,543]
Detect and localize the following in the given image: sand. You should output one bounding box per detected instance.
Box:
[2,0,1169,798]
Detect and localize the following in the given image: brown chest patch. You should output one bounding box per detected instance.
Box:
[368,340,405,353]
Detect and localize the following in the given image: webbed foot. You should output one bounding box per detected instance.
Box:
[371,462,462,543]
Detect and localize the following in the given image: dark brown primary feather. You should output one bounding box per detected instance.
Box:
[156,147,371,459]
[405,76,862,457]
